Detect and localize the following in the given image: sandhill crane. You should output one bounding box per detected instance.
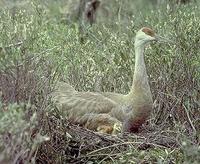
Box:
[52,27,168,134]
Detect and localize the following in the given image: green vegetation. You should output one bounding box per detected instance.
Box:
[0,0,199,163]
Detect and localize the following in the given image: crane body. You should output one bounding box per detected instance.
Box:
[52,27,167,134]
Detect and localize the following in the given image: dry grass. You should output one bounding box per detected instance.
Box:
[36,114,181,163]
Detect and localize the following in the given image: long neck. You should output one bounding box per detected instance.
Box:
[123,41,153,133]
[128,43,152,104]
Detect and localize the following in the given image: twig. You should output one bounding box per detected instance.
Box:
[183,104,196,135]
[87,141,167,156]
[0,41,23,51]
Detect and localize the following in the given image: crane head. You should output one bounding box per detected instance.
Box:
[135,27,170,47]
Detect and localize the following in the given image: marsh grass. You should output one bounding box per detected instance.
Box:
[0,0,199,163]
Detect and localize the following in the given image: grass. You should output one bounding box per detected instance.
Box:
[0,0,199,163]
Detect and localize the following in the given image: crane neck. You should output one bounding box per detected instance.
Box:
[122,40,153,133]
[127,43,152,104]
[133,44,147,86]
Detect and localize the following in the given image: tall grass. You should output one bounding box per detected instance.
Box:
[0,0,199,163]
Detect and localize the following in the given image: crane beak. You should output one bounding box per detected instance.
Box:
[154,35,173,44]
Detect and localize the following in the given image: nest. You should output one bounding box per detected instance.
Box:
[36,114,180,164]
